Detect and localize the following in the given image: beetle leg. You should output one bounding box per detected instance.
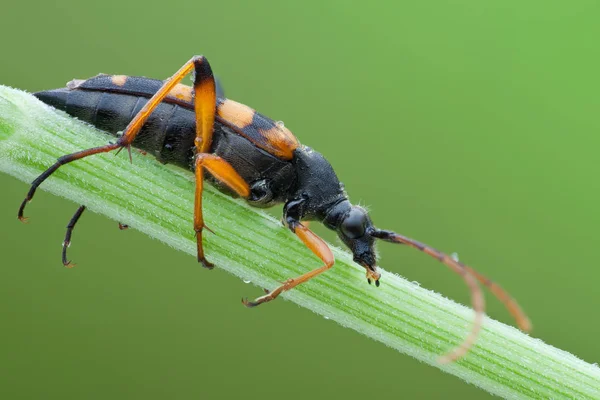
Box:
[186,58,250,268]
[194,154,250,268]
[62,205,86,268]
[242,224,334,307]
[17,56,211,222]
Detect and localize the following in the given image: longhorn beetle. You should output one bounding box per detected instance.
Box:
[19,56,531,362]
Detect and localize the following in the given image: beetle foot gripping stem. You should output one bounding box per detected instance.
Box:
[195,225,215,270]
[199,258,214,270]
[242,279,293,308]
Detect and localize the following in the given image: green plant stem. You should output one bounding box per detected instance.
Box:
[0,86,598,399]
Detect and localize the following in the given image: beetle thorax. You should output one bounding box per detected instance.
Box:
[290,146,347,220]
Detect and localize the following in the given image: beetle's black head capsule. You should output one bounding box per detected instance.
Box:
[325,201,380,285]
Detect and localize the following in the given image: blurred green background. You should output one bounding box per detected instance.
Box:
[1,1,599,398]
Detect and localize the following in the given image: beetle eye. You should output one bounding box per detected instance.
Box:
[341,209,366,239]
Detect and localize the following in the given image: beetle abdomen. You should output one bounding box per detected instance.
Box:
[35,88,197,168]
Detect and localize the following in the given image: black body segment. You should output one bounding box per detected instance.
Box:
[37,88,197,168]
[289,147,346,220]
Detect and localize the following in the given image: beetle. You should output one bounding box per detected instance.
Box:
[19,56,531,362]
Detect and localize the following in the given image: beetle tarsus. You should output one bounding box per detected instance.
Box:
[242,298,260,308]
[242,293,275,308]
[62,205,86,268]
[18,199,30,222]
[198,256,214,270]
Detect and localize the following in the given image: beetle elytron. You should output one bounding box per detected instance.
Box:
[18,56,531,362]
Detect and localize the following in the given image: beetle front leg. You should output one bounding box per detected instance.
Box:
[242,222,334,307]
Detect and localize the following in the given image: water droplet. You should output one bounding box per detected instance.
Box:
[243,279,251,284]
[451,252,459,262]
[411,280,421,286]
[324,316,330,320]
[275,120,285,128]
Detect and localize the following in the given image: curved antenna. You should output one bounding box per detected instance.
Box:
[462,265,532,332]
[372,229,531,362]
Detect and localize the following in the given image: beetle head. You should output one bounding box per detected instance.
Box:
[335,205,381,285]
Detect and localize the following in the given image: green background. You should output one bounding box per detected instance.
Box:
[1,1,599,399]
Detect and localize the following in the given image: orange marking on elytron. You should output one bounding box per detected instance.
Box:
[257,126,299,158]
[111,75,128,87]
[217,99,254,127]
[217,99,299,159]
[168,83,193,102]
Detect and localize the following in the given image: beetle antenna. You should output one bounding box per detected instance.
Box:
[371,229,532,361]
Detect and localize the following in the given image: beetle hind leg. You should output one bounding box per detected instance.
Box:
[62,205,86,268]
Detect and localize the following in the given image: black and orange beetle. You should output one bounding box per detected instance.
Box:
[18,56,531,362]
